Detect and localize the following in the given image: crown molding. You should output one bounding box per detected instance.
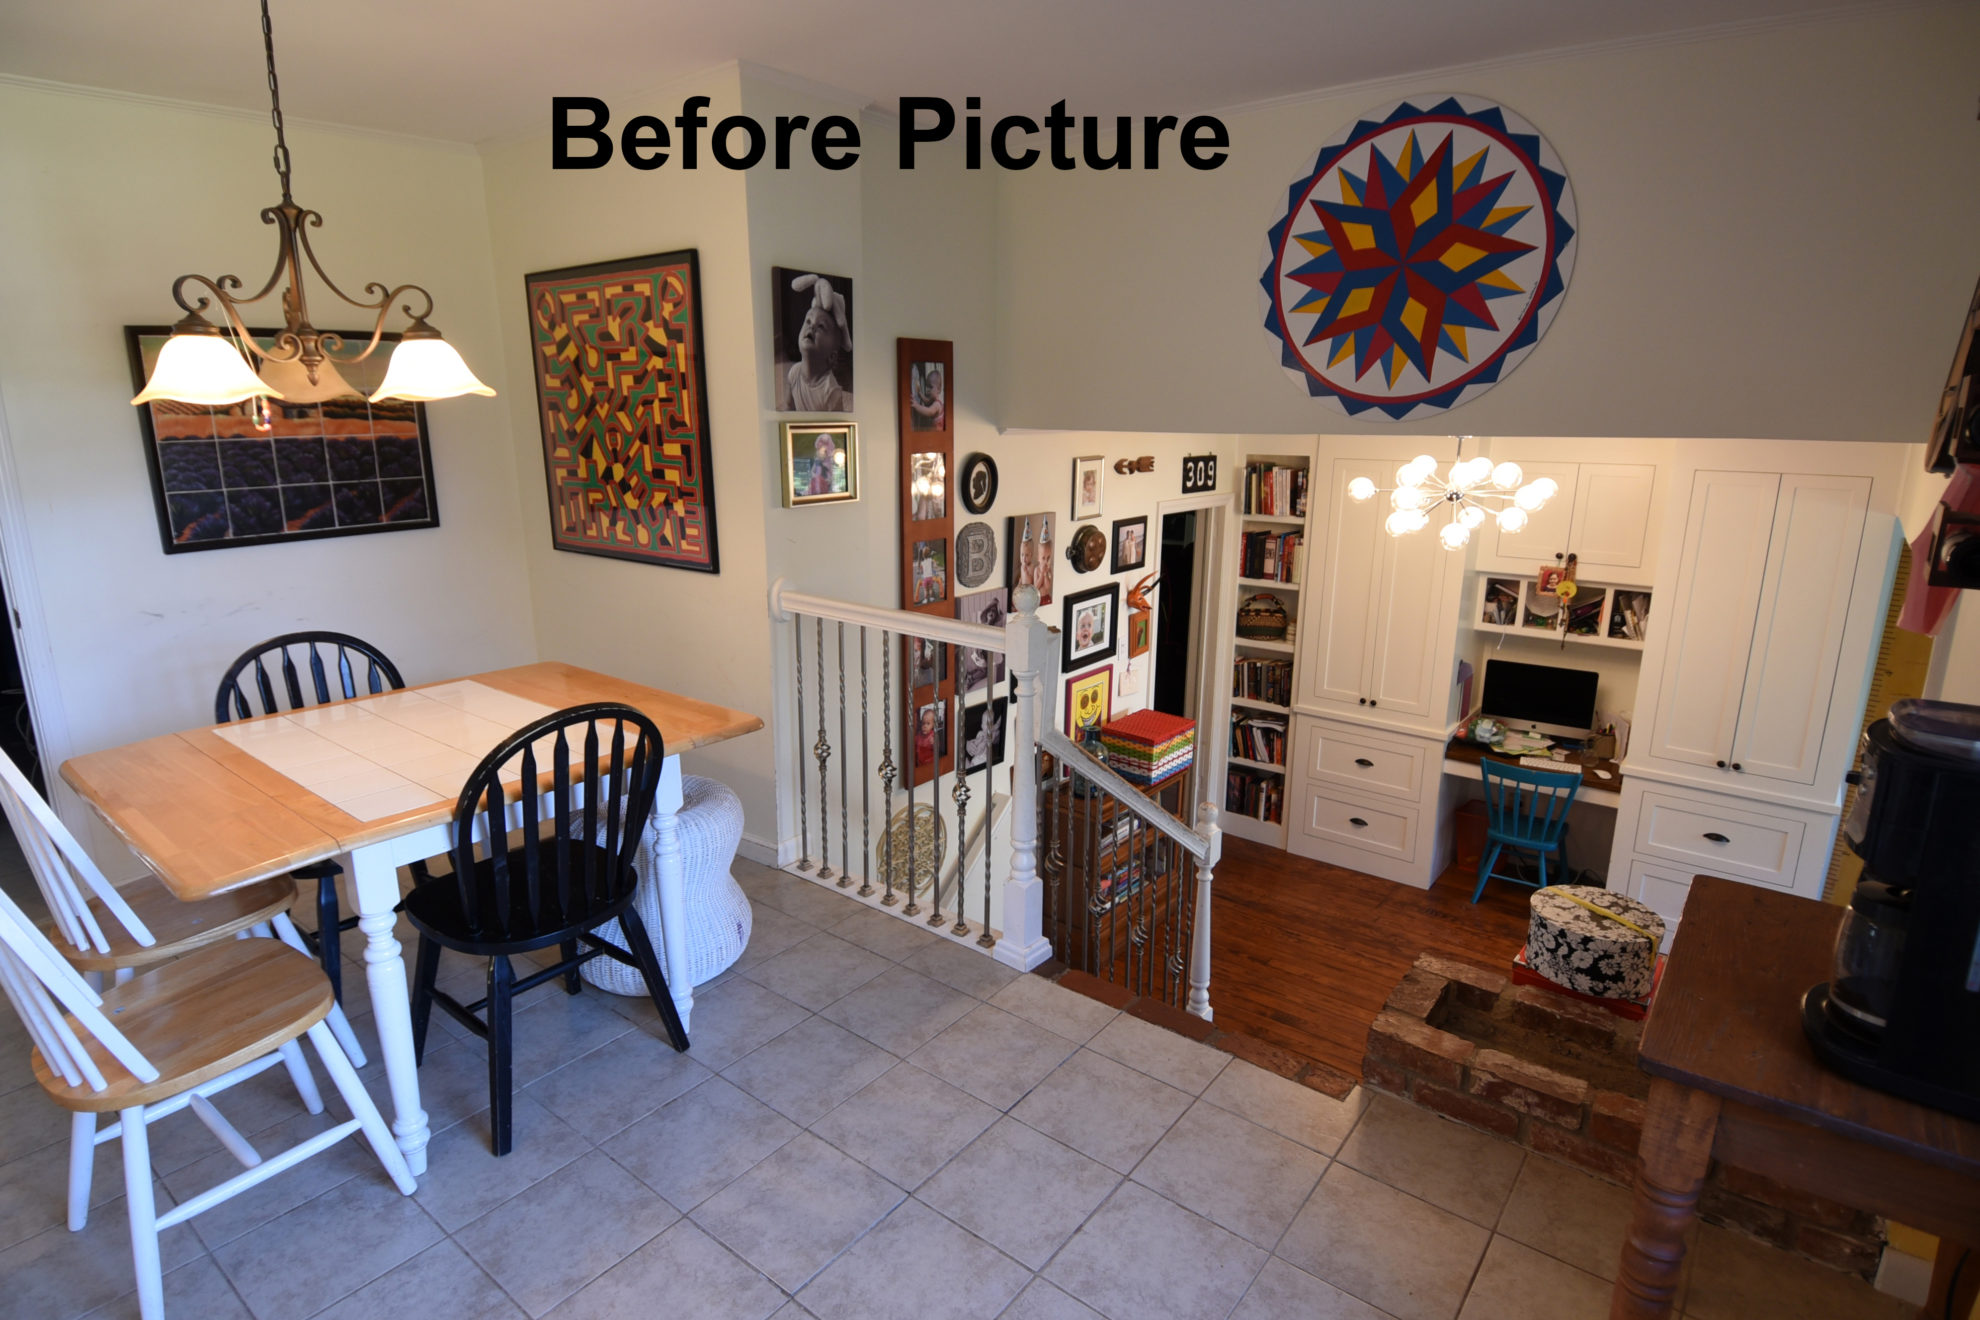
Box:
[0,71,477,154]
[1214,0,1945,119]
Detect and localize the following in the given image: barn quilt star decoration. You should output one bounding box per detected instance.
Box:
[1261,96,1576,420]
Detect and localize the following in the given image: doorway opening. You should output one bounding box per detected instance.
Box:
[1154,510,1200,718]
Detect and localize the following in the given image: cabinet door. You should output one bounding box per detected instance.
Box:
[1301,459,1383,708]
[1645,471,1779,770]
[1567,463,1657,577]
[1730,475,1871,786]
[1479,460,1576,573]
[1364,517,1446,716]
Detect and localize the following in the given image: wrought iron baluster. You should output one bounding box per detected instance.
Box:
[1084,772,1098,977]
[879,631,897,906]
[903,635,920,917]
[837,622,852,887]
[858,626,873,897]
[931,645,954,928]
[949,671,970,937]
[794,616,811,872]
[813,618,833,881]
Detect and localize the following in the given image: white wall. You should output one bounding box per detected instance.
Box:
[996,5,1980,443]
[0,83,533,850]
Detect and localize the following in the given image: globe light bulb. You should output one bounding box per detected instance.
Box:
[1348,476,1377,502]
[1439,520,1471,550]
[1530,477,1559,501]
[1496,506,1529,533]
[1384,509,1428,537]
[1396,463,1425,488]
[1515,483,1548,511]
[1491,462,1523,489]
[1410,454,1439,476]
[1459,503,1487,530]
[1390,485,1429,512]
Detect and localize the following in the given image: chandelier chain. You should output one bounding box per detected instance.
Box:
[261,0,293,203]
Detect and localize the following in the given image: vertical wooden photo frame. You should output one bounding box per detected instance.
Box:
[899,338,956,784]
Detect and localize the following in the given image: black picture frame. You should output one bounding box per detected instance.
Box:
[1111,515,1149,573]
[1061,581,1120,670]
[961,453,999,514]
[127,325,438,554]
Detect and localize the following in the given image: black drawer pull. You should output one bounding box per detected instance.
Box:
[1731,763,1743,772]
[1703,832,1730,844]
[1358,697,1367,705]
[1348,817,1368,828]
[1369,700,1379,707]
[1715,759,1727,769]
[1354,758,1374,768]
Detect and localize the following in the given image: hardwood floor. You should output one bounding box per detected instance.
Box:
[1209,835,1532,1081]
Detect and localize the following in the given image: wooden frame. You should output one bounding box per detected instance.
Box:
[1062,581,1120,670]
[960,453,998,514]
[779,422,859,507]
[525,250,719,573]
[1072,455,1105,521]
[1064,664,1114,739]
[127,325,438,554]
[897,339,955,617]
[1128,608,1152,657]
[1111,515,1149,572]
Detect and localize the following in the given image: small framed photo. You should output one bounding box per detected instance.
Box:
[911,538,949,605]
[1061,581,1119,670]
[955,588,1008,694]
[1008,511,1055,606]
[1128,607,1152,657]
[907,635,947,690]
[909,451,947,522]
[1071,455,1104,521]
[779,422,858,507]
[1064,665,1114,740]
[961,697,1008,771]
[1111,515,1148,572]
[911,698,949,767]
[908,360,947,431]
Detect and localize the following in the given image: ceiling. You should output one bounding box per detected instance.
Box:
[1,0,1891,144]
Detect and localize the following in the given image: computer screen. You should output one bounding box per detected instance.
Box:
[1479,658,1599,739]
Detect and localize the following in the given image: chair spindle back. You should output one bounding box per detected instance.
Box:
[0,748,151,957]
[214,631,406,724]
[1480,760,1581,847]
[0,887,158,1092]
[448,703,663,942]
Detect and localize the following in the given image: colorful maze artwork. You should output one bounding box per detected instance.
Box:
[1261,96,1577,421]
[527,250,719,572]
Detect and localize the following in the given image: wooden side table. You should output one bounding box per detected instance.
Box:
[1611,877,1980,1319]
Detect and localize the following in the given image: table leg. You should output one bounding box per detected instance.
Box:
[1612,1078,1721,1320]
[349,843,429,1178]
[653,756,693,1033]
[1927,1239,1978,1320]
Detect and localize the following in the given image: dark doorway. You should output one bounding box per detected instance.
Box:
[1154,510,1197,717]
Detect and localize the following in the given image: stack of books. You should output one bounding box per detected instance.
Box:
[1242,463,1309,518]
[1098,710,1195,787]
[1238,530,1302,581]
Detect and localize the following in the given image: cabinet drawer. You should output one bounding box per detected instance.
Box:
[1633,790,1804,890]
[1299,720,1425,801]
[1294,787,1418,862]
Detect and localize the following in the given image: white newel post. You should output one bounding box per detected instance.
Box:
[1185,803,1221,1020]
[995,585,1055,971]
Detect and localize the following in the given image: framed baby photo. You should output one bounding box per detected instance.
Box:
[779,422,858,506]
[911,537,949,606]
[772,268,853,411]
[1111,515,1148,572]
[1061,581,1119,670]
[1071,455,1104,521]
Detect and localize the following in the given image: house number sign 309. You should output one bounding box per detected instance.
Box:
[1181,454,1217,494]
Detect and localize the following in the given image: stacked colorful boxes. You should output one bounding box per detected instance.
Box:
[1098,710,1195,787]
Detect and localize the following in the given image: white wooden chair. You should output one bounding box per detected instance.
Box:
[0,885,414,1319]
[0,752,370,1232]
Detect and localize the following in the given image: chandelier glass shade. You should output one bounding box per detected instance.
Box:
[1347,441,1557,550]
[130,0,492,410]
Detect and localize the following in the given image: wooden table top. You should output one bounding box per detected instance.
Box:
[61,662,763,901]
[1443,737,1624,794]
[1641,875,1980,1178]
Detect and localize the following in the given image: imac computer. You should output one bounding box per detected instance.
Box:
[1479,658,1599,741]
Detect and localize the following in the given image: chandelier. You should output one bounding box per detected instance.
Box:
[131,0,492,410]
[1348,438,1556,550]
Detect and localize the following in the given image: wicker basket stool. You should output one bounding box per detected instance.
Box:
[580,774,752,995]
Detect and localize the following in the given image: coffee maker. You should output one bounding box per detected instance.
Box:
[1802,698,1980,1119]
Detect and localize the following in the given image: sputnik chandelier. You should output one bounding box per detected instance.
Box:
[1347,437,1557,550]
[131,0,492,412]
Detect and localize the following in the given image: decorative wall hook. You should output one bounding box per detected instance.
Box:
[1113,456,1155,475]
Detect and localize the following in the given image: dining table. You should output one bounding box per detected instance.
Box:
[59,661,764,1176]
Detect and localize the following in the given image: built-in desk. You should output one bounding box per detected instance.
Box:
[1442,737,1624,809]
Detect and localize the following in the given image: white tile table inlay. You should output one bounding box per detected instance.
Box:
[215,681,561,821]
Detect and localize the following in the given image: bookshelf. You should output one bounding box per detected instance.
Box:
[1226,448,1312,847]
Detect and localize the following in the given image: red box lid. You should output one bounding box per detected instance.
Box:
[1099,710,1196,745]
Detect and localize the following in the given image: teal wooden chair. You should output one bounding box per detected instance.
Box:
[1471,759,1581,903]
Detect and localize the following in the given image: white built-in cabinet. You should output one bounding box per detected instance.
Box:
[1472,439,1666,586]
[1299,455,1460,723]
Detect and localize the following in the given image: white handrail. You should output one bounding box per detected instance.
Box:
[1036,729,1215,860]
[769,579,1006,653]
